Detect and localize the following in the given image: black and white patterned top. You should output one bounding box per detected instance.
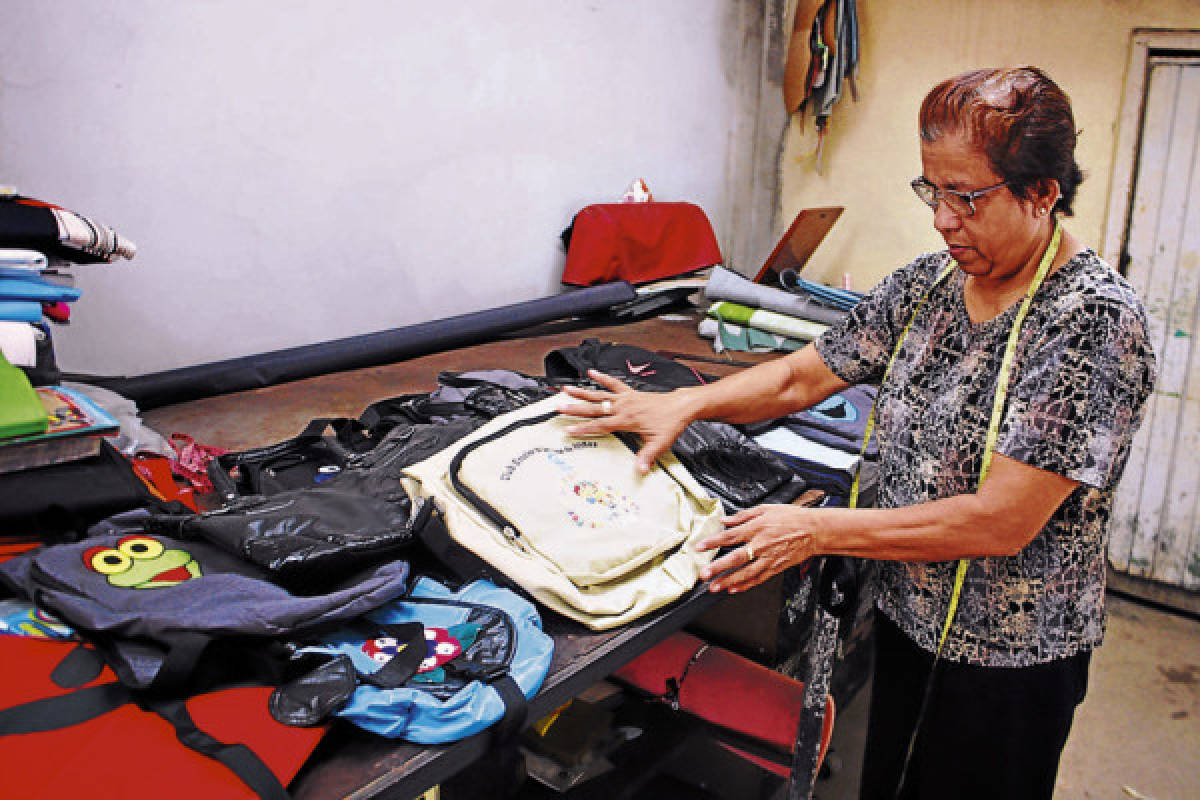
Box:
[815,248,1156,666]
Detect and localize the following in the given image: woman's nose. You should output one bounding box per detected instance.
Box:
[933,200,962,234]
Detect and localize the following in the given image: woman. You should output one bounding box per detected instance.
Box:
[562,66,1156,799]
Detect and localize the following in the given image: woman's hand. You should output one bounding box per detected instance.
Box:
[696,504,821,594]
[559,369,697,473]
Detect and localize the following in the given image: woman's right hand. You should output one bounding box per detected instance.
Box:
[559,369,697,473]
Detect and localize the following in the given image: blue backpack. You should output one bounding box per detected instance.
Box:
[279,576,553,744]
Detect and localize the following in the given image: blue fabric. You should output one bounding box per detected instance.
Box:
[0,299,42,322]
[0,275,82,303]
[301,576,554,744]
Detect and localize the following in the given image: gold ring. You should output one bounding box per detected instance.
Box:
[601,400,613,415]
[745,543,755,562]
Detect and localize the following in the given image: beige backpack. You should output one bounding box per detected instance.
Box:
[402,395,721,630]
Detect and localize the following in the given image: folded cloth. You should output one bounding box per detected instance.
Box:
[0,249,48,269]
[0,300,42,323]
[752,426,862,498]
[0,275,82,304]
[0,321,38,366]
[784,384,878,457]
[705,266,846,326]
[707,300,829,342]
[0,195,136,263]
[697,317,805,353]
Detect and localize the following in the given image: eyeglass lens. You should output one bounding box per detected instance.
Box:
[912,178,977,216]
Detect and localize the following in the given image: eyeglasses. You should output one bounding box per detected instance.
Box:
[910,176,1008,217]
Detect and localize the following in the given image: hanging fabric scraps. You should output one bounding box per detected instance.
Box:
[782,0,860,173]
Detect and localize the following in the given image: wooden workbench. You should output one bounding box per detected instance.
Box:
[141,309,778,799]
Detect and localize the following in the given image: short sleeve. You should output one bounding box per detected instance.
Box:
[816,253,948,385]
[997,289,1157,489]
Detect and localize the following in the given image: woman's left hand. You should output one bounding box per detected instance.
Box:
[696,504,821,593]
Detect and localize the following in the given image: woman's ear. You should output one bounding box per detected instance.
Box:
[1033,178,1061,215]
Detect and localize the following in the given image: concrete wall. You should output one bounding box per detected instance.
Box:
[0,1,756,375]
[776,0,1200,292]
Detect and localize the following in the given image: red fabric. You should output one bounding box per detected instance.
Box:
[131,453,199,511]
[0,636,326,799]
[168,433,228,494]
[562,202,722,286]
[613,632,834,764]
[41,301,71,323]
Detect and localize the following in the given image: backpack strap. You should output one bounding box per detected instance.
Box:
[144,695,291,800]
[486,673,528,744]
[414,504,526,593]
[349,621,428,689]
[0,681,132,733]
[148,630,216,694]
[0,646,292,800]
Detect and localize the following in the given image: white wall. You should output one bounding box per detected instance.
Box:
[0,1,750,375]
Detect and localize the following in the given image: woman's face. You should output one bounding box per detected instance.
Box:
[919,131,1051,284]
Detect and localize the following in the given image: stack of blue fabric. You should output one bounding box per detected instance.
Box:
[0,189,136,377]
[1,250,81,323]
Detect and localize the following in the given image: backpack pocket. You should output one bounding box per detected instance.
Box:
[449,412,703,587]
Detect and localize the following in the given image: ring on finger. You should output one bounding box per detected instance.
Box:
[744,542,755,562]
[601,400,613,415]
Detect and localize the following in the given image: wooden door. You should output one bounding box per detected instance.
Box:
[1109,56,1200,603]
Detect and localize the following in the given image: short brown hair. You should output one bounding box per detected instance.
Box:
[919,66,1084,216]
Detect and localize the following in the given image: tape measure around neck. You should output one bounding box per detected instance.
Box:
[849,222,1062,656]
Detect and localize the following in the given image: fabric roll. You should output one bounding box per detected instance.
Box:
[705,266,846,326]
[0,195,136,264]
[92,281,638,411]
[707,300,829,342]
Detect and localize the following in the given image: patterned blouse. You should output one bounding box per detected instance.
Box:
[815,248,1156,666]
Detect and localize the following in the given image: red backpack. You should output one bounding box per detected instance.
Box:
[0,635,325,799]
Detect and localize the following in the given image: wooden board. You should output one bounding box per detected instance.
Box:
[752,207,843,285]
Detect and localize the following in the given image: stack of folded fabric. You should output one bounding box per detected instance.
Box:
[0,188,137,380]
[744,384,879,504]
[699,265,858,354]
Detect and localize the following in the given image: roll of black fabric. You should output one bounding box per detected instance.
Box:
[90,282,637,410]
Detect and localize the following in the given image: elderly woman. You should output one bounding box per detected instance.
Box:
[563,66,1156,799]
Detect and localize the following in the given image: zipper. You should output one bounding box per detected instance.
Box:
[447,411,562,539]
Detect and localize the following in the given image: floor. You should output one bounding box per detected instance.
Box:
[815,591,1200,800]
[432,588,1199,800]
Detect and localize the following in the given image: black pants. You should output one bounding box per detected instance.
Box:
[859,613,1091,800]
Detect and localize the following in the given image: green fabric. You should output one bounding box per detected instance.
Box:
[708,300,829,342]
[708,300,756,326]
[0,352,48,439]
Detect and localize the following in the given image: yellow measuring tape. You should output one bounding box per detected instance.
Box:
[849,222,1061,655]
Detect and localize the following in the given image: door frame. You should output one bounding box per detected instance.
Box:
[1101,29,1200,271]
[1102,29,1200,615]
